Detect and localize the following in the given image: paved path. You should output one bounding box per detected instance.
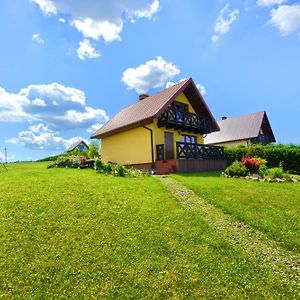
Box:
[159,176,300,294]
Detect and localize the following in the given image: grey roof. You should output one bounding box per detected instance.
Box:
[67,140,89,152]
[91,78,220,138]
[205,111,275,144]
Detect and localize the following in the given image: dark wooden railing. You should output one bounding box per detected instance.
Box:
[251,134,273,145]
[156,144,165,161]
[158,107,212,134]
[176,142,224,160]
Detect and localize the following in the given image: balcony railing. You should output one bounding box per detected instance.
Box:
[176,142,224,160]
[158,107,212,134]
[251,134,273,144]
[156,143,224,161]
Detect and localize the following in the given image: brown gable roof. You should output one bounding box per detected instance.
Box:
[204,111,276,144]
[91,78,219,139]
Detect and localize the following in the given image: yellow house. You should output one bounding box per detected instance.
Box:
[91,78,226,174]
[204,112,276,148]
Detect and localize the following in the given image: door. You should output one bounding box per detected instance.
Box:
[164,132,174,160]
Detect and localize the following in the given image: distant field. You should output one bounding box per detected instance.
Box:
[0,163,299,298]
[173,172,300,253]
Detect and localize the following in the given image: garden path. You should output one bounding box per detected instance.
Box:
[159,176,300,294]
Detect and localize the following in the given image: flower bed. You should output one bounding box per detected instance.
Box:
[224,155,299,183]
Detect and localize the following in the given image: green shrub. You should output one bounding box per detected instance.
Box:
[114,164,128,177]
[265,167,285,179]
[258,164,269,177]
[225,144,300,173]
[225,161,248,177]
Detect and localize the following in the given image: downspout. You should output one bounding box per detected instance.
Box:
[142,126,155,170]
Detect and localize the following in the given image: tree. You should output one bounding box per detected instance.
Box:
[88,141,99,158]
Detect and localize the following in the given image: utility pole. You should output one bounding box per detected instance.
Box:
[4,146,7,163]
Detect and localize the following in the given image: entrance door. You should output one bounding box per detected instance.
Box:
[164,132,174,160]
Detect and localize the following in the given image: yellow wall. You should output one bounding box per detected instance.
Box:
[101,126,152,164]
[215,139,250,148]
[100,93,204,164]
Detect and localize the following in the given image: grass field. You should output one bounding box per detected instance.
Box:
[173,172,300,253]
[0,163,299,298]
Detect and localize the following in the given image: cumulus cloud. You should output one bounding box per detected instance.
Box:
[7,123,86,151]
[0,83,109,131]
[211,4,239,44]
[165,79,207,95]
[268,4,300,35]
[122,56,180,94]
[256,0,286,7]
[31,0,57,15]
[32,0,160,44]
[86,123,103,133]
[32,33,45,44]
[77,39,101,60]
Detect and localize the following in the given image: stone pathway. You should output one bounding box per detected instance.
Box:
[159,176,300,293]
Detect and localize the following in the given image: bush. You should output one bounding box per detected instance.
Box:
[225,161,248,177]
[264,167,285,179]
[48,155,94,169]
[114,164,128,177]
[258,164,269,177]
[241,155,267,174]
[225,144,300,173]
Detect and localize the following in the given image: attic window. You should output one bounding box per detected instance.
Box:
[172,101,188,112]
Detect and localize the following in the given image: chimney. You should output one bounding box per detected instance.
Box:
[139,94,149,101]
[222,116,227,120]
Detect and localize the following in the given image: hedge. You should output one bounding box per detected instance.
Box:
[224,144,300,173]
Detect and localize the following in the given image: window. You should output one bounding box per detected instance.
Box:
[181,135,197,144]
[172,101,188,112]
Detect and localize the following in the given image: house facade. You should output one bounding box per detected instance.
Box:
[91,78,226,174]
[204,112,276,148]
[67,140,89,152]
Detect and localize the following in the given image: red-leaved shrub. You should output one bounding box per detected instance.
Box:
[241,155,260,174]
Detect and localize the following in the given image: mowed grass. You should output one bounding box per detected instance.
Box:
[0,163,298,298]
[173,172,300,253]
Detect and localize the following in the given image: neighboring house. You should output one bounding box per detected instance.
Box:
[67,140,89,152]
[91,78,226,174]
[204,111,276,147]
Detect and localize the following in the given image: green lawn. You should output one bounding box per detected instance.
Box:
[0,163,298,298]
[173,172,300,253]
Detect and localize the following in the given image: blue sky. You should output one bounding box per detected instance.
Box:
[0,0,299,162]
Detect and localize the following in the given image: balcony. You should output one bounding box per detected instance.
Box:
[251,134,274,145]
[156,143,224,161]
[158,107,212,134]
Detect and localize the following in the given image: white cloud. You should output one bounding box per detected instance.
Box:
[32,33,45,44]
[122,56,180,94]
[31,0,57,15]
[77,39,101,60]
[32,0,160,44]
[268,4,300,35]
[0,151,4,161]
[58,17,66,23]
[87,123,103,133]
[72,19,123,42]
[7,123,86,151]
[165,79,207,95]
[212,4,239,44]
[257,0,286,7]
[0,83,109,131]
[196,84,207,96]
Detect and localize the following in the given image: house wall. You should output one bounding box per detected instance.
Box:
[215,139,250,148]
[101,126,152,165]
[100,92,204,165]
